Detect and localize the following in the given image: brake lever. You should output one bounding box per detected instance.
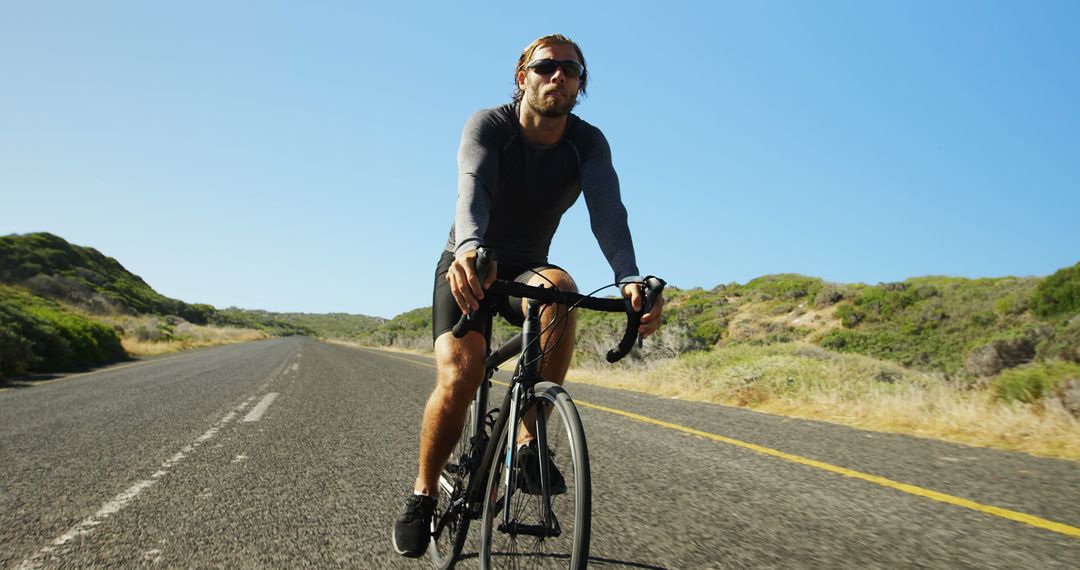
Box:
[636,276,667,348]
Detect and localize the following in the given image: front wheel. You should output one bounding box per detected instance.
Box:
[430,399,477,569]
[478,382,591,569]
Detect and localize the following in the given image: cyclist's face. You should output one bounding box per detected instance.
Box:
[518,44,581,118]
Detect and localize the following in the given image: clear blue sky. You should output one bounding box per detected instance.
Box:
[3,1,1078,318]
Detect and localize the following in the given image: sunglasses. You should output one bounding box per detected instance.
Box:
[526,58,585,79]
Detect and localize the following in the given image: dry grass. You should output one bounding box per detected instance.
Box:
[568,342,1080,462]
[756,386,1080,460]
[324,339,433,356]
[120,324,268,356]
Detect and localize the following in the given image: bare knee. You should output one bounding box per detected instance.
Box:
[527,269,577,294]
[522,269,578,319]
[433,331,486,400]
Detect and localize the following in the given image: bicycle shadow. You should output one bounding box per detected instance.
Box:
[457,552,670,569]
[586,556,671,569]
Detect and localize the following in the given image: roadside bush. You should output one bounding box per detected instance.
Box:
[0,322,40,375]
[1032,261,1080,317]
[353,306,438,350]
[182,303,215,325]
[993,360,1080,404]
[0,286,126,377]
[129,316,176,342]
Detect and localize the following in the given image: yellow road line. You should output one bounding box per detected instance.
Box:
[359,347,1080,540]
[571,399,1080,540]
[357,348,437,368]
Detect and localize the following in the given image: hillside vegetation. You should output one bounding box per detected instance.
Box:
[0,233,379,377]
[363,268,1080,388]
[0,284,126,376]
[355,263,1080,458]
[1,232,215,323]
[4,232,1078,457]
[572,268,1080,459]
[568,270,1078,377]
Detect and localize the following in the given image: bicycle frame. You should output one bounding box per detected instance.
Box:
[462,297,550,517]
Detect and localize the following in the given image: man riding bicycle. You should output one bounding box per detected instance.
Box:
[393,33,665,558]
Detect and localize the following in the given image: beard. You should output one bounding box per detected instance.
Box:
[525,86,577,118]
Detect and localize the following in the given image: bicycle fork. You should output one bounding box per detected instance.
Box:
[496,298,561,538]
[501,382,522,527]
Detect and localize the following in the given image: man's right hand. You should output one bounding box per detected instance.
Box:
[446,250,498,314]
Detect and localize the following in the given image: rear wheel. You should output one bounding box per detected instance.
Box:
[478,382,591,569]
[430,399,478,568]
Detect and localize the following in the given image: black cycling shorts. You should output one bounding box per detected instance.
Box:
[432,249,564,341]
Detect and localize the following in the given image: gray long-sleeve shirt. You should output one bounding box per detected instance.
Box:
[445,103,640,283]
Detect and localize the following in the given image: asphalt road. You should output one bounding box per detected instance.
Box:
[1,337,1078,568]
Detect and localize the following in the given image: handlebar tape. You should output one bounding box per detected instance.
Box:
[605,276,666,363]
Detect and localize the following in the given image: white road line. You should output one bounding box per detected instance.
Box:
[258,358,294,391]
[243,393,279,423]
[195,411,237,442]
[16,398,253,569]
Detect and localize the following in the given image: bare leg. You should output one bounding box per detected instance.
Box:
[414,330,486,496]
[518,269,578,445]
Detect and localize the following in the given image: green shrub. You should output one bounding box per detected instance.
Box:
[742,274,823,301]
[674,288,730,345]
[994,292,1029,316]
[1032,262,1080,317]
[836,303,864,328]
[129,316,177,342]
[814,283,848,307]
[182,303,215,325]
[1036,316,1080,364]
[0,321,41,375]
[993,360,1080,403]
[819,329,957,373]
[0,285,126,377]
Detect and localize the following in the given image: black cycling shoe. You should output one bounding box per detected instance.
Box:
[516,441,567,496]
[392,494,436,558]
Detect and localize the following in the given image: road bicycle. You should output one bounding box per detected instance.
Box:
[428,248,665,569]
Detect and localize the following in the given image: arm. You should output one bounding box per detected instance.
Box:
[454,111,501,258]
[580,129,639,284]
[448,111,502,313]
[580,130,664,337]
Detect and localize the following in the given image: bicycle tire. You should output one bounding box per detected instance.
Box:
[430,399,477,569]
[478,382,591,569]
